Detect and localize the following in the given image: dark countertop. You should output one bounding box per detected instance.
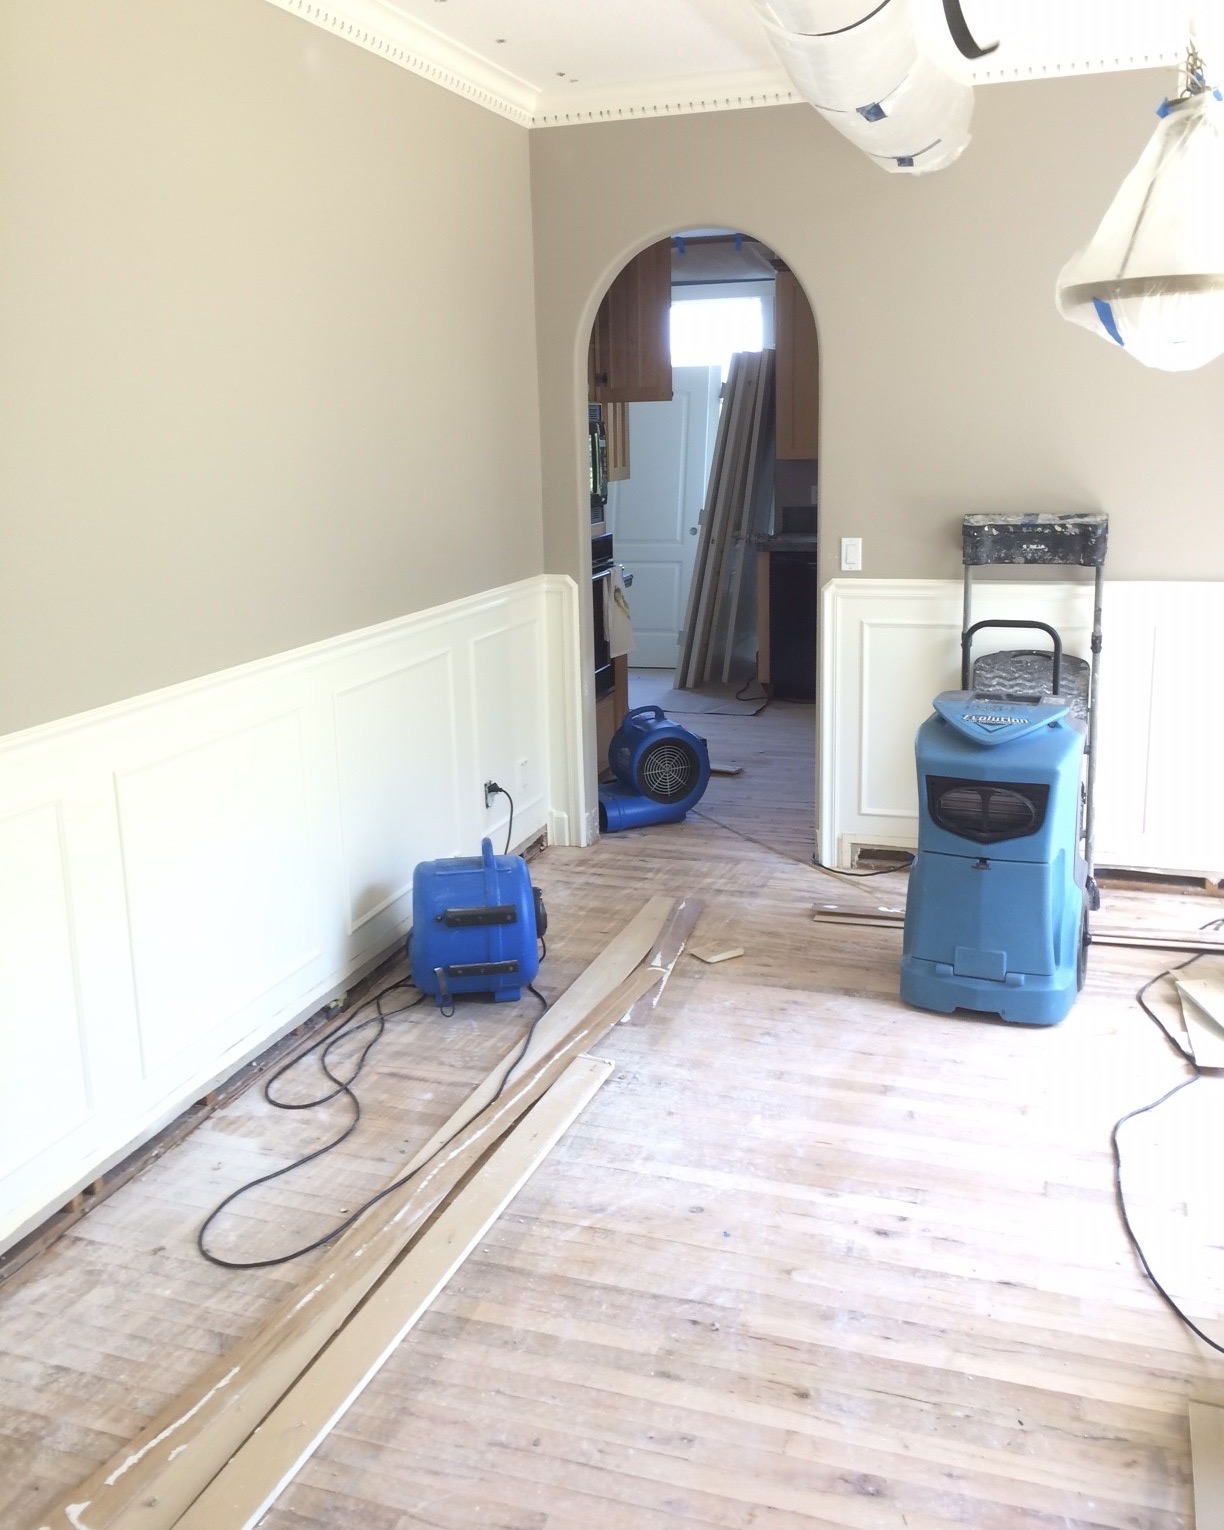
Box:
[747,533,819,550]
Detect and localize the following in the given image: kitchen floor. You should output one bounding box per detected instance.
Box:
[4,693,1224,1529]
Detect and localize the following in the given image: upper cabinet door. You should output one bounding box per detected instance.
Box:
[774,266,820,460]
[591,239,673,404]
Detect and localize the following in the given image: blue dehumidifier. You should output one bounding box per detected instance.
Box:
[598,705,711,832]
[410,837,545,1008]
[900,620,1091,1026]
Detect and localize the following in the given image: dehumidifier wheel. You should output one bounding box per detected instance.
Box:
[1077,896,1091,993]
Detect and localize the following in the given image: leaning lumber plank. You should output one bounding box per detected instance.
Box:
[715,351,774,685]
[174,1054,616,1530]
[705,353,765,683]
[687,355,754,688]
[35,895,685,1530]
[676,374,732,687]
[695,356,758,685]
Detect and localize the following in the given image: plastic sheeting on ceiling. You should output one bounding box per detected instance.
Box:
[747,0,995,174]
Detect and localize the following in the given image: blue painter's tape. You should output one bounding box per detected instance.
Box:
[897,155,914,167]
[858,101,886,121]
[1157,97,1171,117]
[1093,297,1125,347]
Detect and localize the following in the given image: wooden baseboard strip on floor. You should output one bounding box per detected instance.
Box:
[1191,1401,1224,1530]
[811,904,1224,953]
[34,894,696,1530]
[173,1053,617,1530]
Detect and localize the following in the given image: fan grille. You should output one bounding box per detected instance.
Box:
[926,776,1049,845]
[638,740,701,803]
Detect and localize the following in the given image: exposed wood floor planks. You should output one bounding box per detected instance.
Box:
[4,694,1224,1528]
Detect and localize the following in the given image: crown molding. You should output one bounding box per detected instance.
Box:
[264,0,1183,131]
[532,71,802,128]
[262,0,537,125]
[264,0,802,127]
[970,47,1179,84]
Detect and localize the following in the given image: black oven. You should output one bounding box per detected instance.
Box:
[589,404,608,525]
[592,532,614,699]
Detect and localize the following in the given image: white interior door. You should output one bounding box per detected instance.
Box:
[606,365,722,669]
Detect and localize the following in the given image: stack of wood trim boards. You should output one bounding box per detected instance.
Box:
[34,895,700,1530]
[676,349,775,690]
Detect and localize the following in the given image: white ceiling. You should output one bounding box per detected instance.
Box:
[265,0,1214,127]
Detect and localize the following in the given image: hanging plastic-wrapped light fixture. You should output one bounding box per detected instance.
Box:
[1056,42,1224,371]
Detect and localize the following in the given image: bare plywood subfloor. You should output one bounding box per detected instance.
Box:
[4,698,1224,1529]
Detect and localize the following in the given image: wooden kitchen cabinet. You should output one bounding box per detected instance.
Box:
[591,238,673,405]
[604,401,630,481]
[774,265,820,459]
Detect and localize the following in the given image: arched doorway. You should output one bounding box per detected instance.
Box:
[584,229,821,859]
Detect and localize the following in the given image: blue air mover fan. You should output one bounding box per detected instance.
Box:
[410,837,545,1008]
[599,705,711,833]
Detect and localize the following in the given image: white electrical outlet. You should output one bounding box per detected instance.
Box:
[840,537,863,572]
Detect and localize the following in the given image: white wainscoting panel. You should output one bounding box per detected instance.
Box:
[0,575,582,1252]
[115,713,322,1079]
[470,617,549,847]
[821,579,1224,876]
[333,650,462,937]
[0,804,92,1174]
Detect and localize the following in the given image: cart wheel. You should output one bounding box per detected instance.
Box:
[1077,898,1091,992]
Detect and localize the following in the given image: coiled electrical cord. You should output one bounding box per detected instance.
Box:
[198,975,548,1269]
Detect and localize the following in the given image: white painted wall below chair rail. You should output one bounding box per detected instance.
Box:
[821,579,1224,878]
[0,575,583,1255]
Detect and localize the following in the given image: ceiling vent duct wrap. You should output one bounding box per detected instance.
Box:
[750,0,977,174]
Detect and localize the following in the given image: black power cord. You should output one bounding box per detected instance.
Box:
[197,976,549,1269]
[485,781,515,855]
[690,806,909,883]
[1112,917,1224,1354]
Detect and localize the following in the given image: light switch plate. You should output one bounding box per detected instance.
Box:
[840,537,862,572]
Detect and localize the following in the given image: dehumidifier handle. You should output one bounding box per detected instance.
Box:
[961,619,1063,693]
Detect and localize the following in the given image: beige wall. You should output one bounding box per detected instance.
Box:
[531,73,1224,596]
[0,0,542,734]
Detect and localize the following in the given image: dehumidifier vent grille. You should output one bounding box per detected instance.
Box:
[927,776,1049,845]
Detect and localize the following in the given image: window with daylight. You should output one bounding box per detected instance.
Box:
[669,297,764,380]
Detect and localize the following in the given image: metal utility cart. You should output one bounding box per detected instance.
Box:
[961,512,1108,908]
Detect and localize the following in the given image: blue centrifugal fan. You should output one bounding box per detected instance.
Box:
[599,705,711,832]
[410,837,545,1008]
[900,621,1090,1027]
